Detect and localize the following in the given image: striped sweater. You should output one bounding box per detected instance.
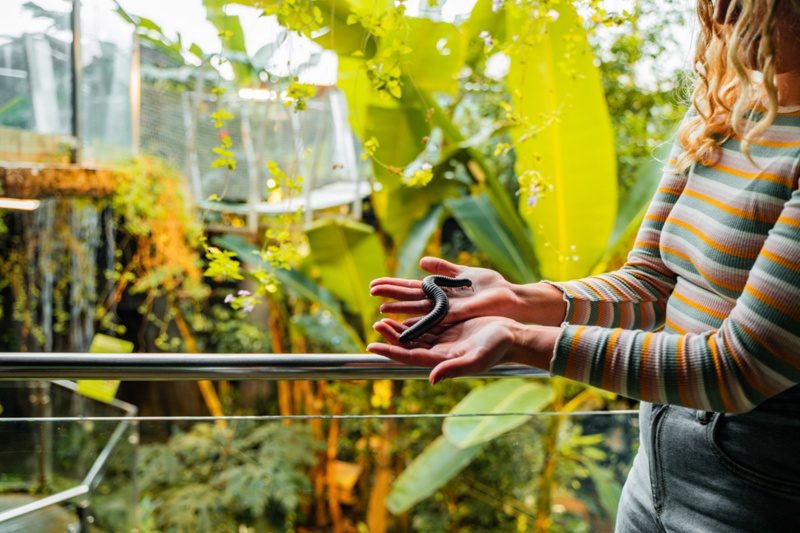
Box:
[550,107,800,413]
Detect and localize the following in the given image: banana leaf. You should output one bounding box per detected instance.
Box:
[213,234,365,351]
[442,378,553,448]
[384,435,483,515]
[507,2,618,281]
[305,218,388,337]
[395,204,445,279]
[446,193,539,283]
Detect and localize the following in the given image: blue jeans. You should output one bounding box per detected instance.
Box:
[615,386,800,532]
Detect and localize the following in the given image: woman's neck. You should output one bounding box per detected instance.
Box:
[776,70,800,107]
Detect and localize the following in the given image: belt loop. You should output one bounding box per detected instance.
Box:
[695,410,714,425]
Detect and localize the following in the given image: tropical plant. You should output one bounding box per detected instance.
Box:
[137,421,323,532]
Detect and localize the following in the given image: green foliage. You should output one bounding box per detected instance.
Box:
[138,422,323,532]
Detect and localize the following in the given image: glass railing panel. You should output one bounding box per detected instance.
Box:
[0,381,138,531]
[2,408,637,531]
[0,0,74,163]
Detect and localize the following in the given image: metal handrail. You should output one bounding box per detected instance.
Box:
[0,353,549,381]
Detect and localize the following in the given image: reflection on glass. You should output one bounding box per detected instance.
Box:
[80,0,134,162]
[0,0,73,137]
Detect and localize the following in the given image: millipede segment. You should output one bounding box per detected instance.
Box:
[397,275,472,343]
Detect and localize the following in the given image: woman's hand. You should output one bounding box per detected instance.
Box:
[370,257,519,324]
[368,317,560,384]
[370,256,567,326]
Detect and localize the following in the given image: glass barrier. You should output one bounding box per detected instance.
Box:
[0,0,74,162]
[0,0,135,163]
[0,378,638,533]
[80,0,135,162]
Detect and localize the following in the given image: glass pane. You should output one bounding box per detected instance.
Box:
[0,0,74,162]
[0,379,638,532]
[80,0,134,162]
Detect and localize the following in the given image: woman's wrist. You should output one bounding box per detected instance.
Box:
[508,281,568,326]
[506,322,561,371]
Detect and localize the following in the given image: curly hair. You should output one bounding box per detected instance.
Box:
[676,0,785,173]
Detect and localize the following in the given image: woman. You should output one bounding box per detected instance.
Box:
[368,0,800,530]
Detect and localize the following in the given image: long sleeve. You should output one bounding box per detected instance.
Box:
[549,130,800,413]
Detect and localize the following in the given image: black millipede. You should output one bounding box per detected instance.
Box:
[397,275,472,343]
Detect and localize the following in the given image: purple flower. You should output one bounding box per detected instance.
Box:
[479,30,492,47]
[224,293,235,304]
[492,0,503,13]
[238,289,251,297]
[242,304,255,313]
[528,186,541,207]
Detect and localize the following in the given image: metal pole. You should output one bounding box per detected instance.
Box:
[70,0,82,163]
[0,353,548,381]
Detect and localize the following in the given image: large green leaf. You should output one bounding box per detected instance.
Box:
[421,92,539,272]
[203,1,252,86]
[395,204,445,279]
[591,141,672,274]
[508,2,618,281]
[305,218,388,336]
[384,435,483,515]
[387,18,467,95]
[213,235,365,351]
[311,0,383,57]
[443,378,553,449]
[446,193,539,284]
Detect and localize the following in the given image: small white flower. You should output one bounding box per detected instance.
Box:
[479,30,492,47]
[242,304,255,313]
[238,289,252,297]
[546,9,559,21]
[492,0,503,13]
[224,293,235,304]
[421,162,432,170]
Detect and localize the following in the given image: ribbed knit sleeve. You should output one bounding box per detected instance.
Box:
[548,128,800,412]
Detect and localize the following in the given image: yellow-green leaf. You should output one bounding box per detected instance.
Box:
[507,2,617,281]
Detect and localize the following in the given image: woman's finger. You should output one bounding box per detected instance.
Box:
[379,300,434,316]
[366,342,443,367]
[374,318,438,346]
[430,350,488,385]
[420,257,464,277]
[369,277,421,290]
[370,283,426,301]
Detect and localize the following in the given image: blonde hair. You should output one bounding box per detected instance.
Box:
[676,0,782,173]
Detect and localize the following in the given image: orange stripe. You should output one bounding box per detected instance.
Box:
[602,329,622,391]
[578,281,609,326]
[676,340,690,406]
[565,326,587,379]
[707,161,792,185]
[665,317,687,334]
[730,133,800,149]
[777,214,800,229]
[708,335,735,413]
[672,290,727,320]
[667,217,759,259]
[639,332,659,403]
[761,248,800,272]
[720,328,772,398]
[738,320,800,371]
[682,188,775,223]
[659,244,743,291]
[745,284,800,322]
[645,210,669,220]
